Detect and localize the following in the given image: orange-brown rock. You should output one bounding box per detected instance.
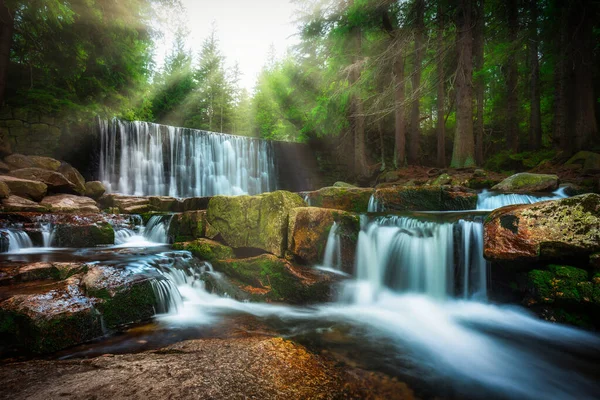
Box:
[373,185,477,212]
[302,186,373,212]
[484,194,600,263]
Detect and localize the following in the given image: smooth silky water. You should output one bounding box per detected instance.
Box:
[2,199,598,399]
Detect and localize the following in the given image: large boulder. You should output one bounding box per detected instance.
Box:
[40,194,100,213]
[287,207,359,273]
[214,254,334,303]
[3,154,61,171]
[0,262,87,285]
[58,163,86,194]
[173,239,235,263]
[484,194,600,263]
[0,175,47,201]
[8,168,76,193]
[207,191,305,256]
[565,151,600,173]
[302,187,373,213]
[81,266,158,328]
[53,221,115,247]
[1,195,47,212]
[84,181,106,199]
[372,185,477,212]
[168,211,207,243]
[0,277,103,353]
[491,173,559,193]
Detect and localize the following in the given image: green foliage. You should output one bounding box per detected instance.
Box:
[485,149,557,172]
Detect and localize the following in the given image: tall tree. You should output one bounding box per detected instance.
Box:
[528,0,542,150]
[451,0,475,168]
[436,1,446,167]
[408,0,424,165]
[473,0,485,164]
[506,0,519,152]
[0,0,14,106]
[393,37,407,168]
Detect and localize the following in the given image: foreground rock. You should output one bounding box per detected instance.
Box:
[287,207,359,273]
[302,186,373,213]
[484,194,600,263]
[492,172,559,193]
[373,185,477,212]
[207,191,305,257]
[0,336,415,400]
[173,238,235,263]
[1,195,48,212]
[8,168,75,193]
[0,175,46,201]
[40,194,99,213]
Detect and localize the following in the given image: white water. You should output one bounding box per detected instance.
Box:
[98,119,277,197]
[315,222,347,275]
[113,215,172,247]
[476,187,568,210]
[1,229,34,252]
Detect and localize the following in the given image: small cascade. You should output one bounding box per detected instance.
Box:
[344,216,488,303]
[367,195,380,212]
[477,187,567,210]
[144,215,172,243]
[41,223,55,247]
[316,222,344,274]
[0,229,34,252]
[98,119,277,197]
[113,215,172,246]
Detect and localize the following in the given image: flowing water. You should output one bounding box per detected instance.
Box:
[98,119,277,197]
[476,187,568,210]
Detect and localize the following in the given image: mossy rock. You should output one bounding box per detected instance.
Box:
[332,181,357,188]
[173,239,234,263]
[215,254,333,304]
[492,173,558,193]
[374,185,477,212]
[207,191,305,256]
[303,187,373,213]
[432,173,452,185]
[565,151,600,172]
[53,222,115,247]
[168,211,207,243]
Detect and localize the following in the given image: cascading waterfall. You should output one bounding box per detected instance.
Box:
[476,187,567,210]
[315,222,344,274]
[114,215,172,246]
[0,229,34,252]
[98,119,277,197]
[41,223,54,247]
[344,215,488,303]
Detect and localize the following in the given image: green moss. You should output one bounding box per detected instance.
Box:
[528,265,592,304]
[173,239,234,262]
[93,280,157,329]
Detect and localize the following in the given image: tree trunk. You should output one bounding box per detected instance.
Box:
[0,0,14,107]
[506,0,519,152]
[408,0,424,165]
[528,0,542,150]
[394,40,407,168]
[350,18,368,178]
[552,0,568,151]
[436,2,446,168]
[473,0,485,165]
[450,0,475,168]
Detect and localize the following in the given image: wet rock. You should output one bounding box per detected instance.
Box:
[99,194,151,214]
[302,186,373,212]
[333,181,357,188]
[148,196,181,212]
[81,266,157,329]
[8,168,75,193]
[40,194,99,213]
[1,195,48,212]
[373,185,477,212]
[84,181,106,199]
[287,207,359,272]
[168,211,207,242]
[484,194,600,263]
[58,163,86,194]
[0,181,9,198]
[565,151,600,173]
[207,191,305,257]
[181,196,211,211]
[3,154,61,171]
[0,277,102,353]
[173,239,234,263]
[0,175,47,201]
[492,172,559,193]
[214,254,334,303]
[0,262,87,285]
[53,222,115,247]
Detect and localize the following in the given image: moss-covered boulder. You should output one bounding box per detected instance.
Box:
[40,194,99,213]
[287,207,359,273]
[214,254,333,304]
[173,239,234,263]
[484,194,600,263]
[53,222,115,247]
[302,187,373,213]
[0,262,87,285]
[207,191,305,256]
[81,266,157,329]
[332,181,357,188]
[0,175,47,201]
[148,196,181,212]
[58,163,86,194]
[492,173,559,193]
[85,181,106,199]
[1,195,48,212]
[168,211,207,243]
[0,277,102,353]
[432,173,452,185]
[565,151,600,172]
[373,185,477,212]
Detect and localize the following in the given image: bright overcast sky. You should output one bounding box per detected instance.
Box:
[156,0,299,91]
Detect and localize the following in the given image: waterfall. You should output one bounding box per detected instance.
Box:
[477,187,567,210]
[315,222,346,275]
[98,119,277,197]
[113,215,172,246]
[41,223,54,247]
[345,216,488,304]
[0,229,34,252]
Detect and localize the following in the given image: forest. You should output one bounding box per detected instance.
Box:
[0,0,598,177]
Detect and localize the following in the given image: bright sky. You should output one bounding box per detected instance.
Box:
[156,0,299,91]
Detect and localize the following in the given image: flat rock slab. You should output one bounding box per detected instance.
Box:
[1,195,48,212]
[0,336,416,400]
[492,172,559,193]
[40,194,99,213]
[0,175,47,201]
